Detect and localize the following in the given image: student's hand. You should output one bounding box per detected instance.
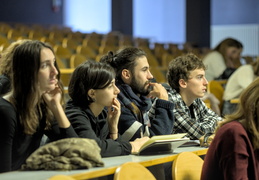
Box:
[147,83,168,100]
[42,85,71,128]
[107,98,121,134]
[130,136,150,153]
[42,84,62,110]
[199,133,215,147]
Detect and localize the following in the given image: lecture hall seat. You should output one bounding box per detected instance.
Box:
[172,151,204,180]
[114,162,156,180]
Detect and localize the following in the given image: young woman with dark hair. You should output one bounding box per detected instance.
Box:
[65,60,149,157]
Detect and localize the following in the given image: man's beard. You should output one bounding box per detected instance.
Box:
[129,76,151,96]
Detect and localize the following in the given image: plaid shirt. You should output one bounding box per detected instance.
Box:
[150,88,222,140]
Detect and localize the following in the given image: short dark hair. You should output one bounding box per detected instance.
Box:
[100,47,146,79]
[68,60,115,107]
[167,53,205,93]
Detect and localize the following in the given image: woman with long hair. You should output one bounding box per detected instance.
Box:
[201,77,259,180]
[222,57,259,115]
[0,40,76,173]
[203,38,243,81]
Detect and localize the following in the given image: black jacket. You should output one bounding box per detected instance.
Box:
[65,99,132,157]
[0,74,11,96]
[116,80,175,141]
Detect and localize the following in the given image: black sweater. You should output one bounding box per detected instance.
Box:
[116,81,175,141]
[0,97,76,173]
[65,100,132,157]
[0,74,11,96]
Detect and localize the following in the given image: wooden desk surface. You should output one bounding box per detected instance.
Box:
[0,146,207,180]
[71,146,207,180]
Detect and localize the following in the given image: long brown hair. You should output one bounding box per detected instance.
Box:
[214,38,243,66]
[0,39,31,78]
[11,40,62,135]
[218,77,259,149]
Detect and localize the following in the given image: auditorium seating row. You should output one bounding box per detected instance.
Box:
[0,22,212,82]
[0,22,257,84]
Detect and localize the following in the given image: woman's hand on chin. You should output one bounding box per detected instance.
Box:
[42,85,62,108]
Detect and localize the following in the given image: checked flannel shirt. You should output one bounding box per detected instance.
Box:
[149,88,222,140]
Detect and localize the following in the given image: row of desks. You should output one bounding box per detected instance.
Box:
[0,146,207,180]
[1,69,208,179]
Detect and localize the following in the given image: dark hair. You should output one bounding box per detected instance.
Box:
[219,77,259,149]
[69,60,115,107]
[167,53,205,93]
[214,38,243,55]
[100,47,146,79]
[11,40,60,135]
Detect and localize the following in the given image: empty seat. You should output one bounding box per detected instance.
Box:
[172,152,204,180]
[70,53,87,68]
[207,80,227,113]
[53,45,73,68]
[76,45,97,60]
[114,162,156,180]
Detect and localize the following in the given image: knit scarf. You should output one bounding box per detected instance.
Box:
[116,80,152,124]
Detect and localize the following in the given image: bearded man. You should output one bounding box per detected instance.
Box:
[101,47,175,141]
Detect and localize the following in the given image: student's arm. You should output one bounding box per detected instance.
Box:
[43,86,78,140]
[147,83,169,100]
[107,98,121,140]
[118,105,145,141]
[42,85,70,128]
[119,99,174,141]
[236,65,255,89]
[148,98,175,135]
[147,85,175,137]
[0,102,17,173]
[66,108,132,157]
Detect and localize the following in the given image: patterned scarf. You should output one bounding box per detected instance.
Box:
[116,80,152,125]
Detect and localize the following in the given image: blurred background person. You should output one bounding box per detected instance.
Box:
[203,38,243,81]
[222,56,259,115]
[0,39,30,96]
